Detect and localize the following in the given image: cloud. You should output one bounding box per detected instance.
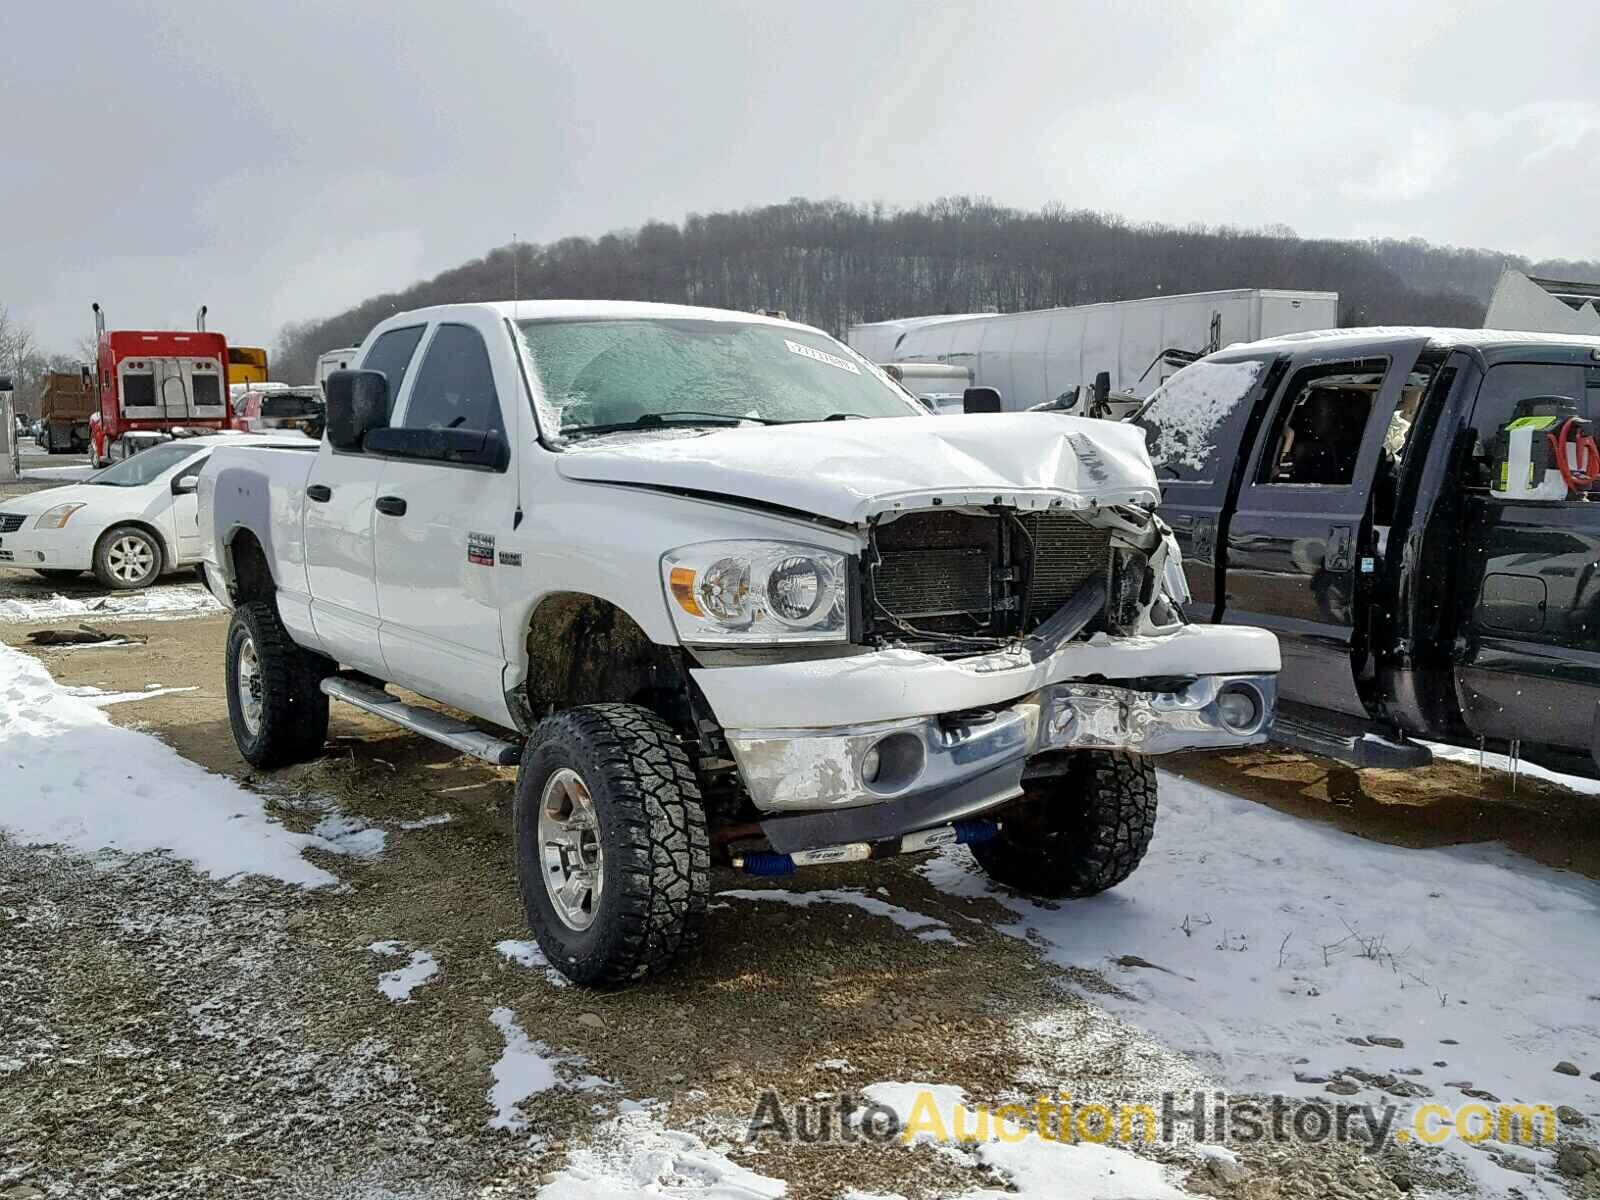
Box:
[1,0,1595,357]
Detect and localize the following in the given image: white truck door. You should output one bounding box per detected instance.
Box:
[371,322,515,721]
[303,324,427,677]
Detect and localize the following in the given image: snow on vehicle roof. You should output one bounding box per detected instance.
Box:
[1220,324,1600,356]
[394,299,824,333]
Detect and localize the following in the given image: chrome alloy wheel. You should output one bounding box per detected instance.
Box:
[107,533,156,584]
[538,767,604,931]
[236,633,263,735]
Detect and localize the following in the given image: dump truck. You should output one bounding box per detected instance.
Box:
[38,370,95,454]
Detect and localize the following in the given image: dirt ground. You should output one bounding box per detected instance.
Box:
[5,588,1595,1198]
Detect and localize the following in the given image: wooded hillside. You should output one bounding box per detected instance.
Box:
[274,197,1600,382]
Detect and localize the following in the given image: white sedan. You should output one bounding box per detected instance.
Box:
[0,434,311,590]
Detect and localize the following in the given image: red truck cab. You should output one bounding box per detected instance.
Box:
[88,313,232,466]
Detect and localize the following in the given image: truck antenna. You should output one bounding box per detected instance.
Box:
[511,233,520,313]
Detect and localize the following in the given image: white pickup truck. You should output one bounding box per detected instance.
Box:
[197,300,1280,986]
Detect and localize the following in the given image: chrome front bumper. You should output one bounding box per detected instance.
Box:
[726,673,1275,850]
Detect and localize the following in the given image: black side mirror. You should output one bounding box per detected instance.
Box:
[324,370,389,450]
[963,386,1002,415]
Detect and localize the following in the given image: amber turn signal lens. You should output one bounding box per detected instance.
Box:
[668,566,702,616]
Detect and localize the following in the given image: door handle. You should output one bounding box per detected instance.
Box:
[375,495,407,517]
[305,484,332,503]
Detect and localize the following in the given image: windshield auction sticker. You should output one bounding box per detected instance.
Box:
[784,338,861,374]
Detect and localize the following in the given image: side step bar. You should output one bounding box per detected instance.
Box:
[1270,702,1432,770]
[320,676,523,766]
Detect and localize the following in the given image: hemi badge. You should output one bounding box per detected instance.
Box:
[499,550,522,567]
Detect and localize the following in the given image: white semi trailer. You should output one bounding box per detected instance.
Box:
[850,288,1339,415]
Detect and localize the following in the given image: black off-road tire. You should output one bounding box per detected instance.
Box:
[34,568,82,581]
[514,704,710,987]
[971,750,1158,898]
[225,598,331,768]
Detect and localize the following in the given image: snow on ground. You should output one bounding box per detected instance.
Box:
[1424,739,1600,797]
[0,638,336,886]
[368,943,440,1002]
[63,682,198,707]
[313,811,388,858]
[923,769,1600,1193]
[398,812,455,829]
[720,887,960,943]
[537,1107,786,1199]
[486,1007,567,1132]
[495,938,571,987]
[0,579,222,623]
[855,1082,1194,1199]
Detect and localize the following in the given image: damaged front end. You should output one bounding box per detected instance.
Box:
[860,500,1187,656]
[691,497,1278,855]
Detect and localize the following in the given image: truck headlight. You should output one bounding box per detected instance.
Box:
[663,541,848,644]
[36,503,85,529]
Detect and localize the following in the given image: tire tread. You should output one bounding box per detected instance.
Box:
[971,750,1157,898]
[516,704,710,987]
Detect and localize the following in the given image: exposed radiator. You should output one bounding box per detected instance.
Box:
[867,509,1112,638]
[1019,513,1113,624]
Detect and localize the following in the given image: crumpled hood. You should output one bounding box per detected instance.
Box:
[555,413,1160,524]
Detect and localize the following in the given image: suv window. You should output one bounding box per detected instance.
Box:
[1257,358,1389,486]
[360,325,426,415]
[1463,361,1589,488]
[401,324,505,438]
[1133,357,1267,484]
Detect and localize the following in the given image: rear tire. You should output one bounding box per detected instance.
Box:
[514,704,710,987]
[92,525,162,590]
[225,599,331,768]
[970,750,1158,898]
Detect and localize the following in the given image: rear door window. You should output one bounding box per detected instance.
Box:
[1255,358,1390,486]
[360,325,427,416]
[1134,357,1267,484]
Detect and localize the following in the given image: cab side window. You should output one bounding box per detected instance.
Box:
[401,325,506,438]
[360,325,426,417]
[1258,358,1388,486]
[1462,362,1587,489]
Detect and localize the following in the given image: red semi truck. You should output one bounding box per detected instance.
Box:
[87,304,232,466]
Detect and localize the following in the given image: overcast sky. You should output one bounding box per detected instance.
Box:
[3,0,1597,353]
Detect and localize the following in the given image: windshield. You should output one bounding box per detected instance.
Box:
[88,442,203,487]
[515,318,919,436]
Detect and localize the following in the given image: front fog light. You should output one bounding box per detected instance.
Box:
[1216,685,1261,733]
[860,746,882,783]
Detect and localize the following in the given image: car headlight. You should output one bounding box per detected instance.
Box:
[662,540,848,644]
[36,503,85,529]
